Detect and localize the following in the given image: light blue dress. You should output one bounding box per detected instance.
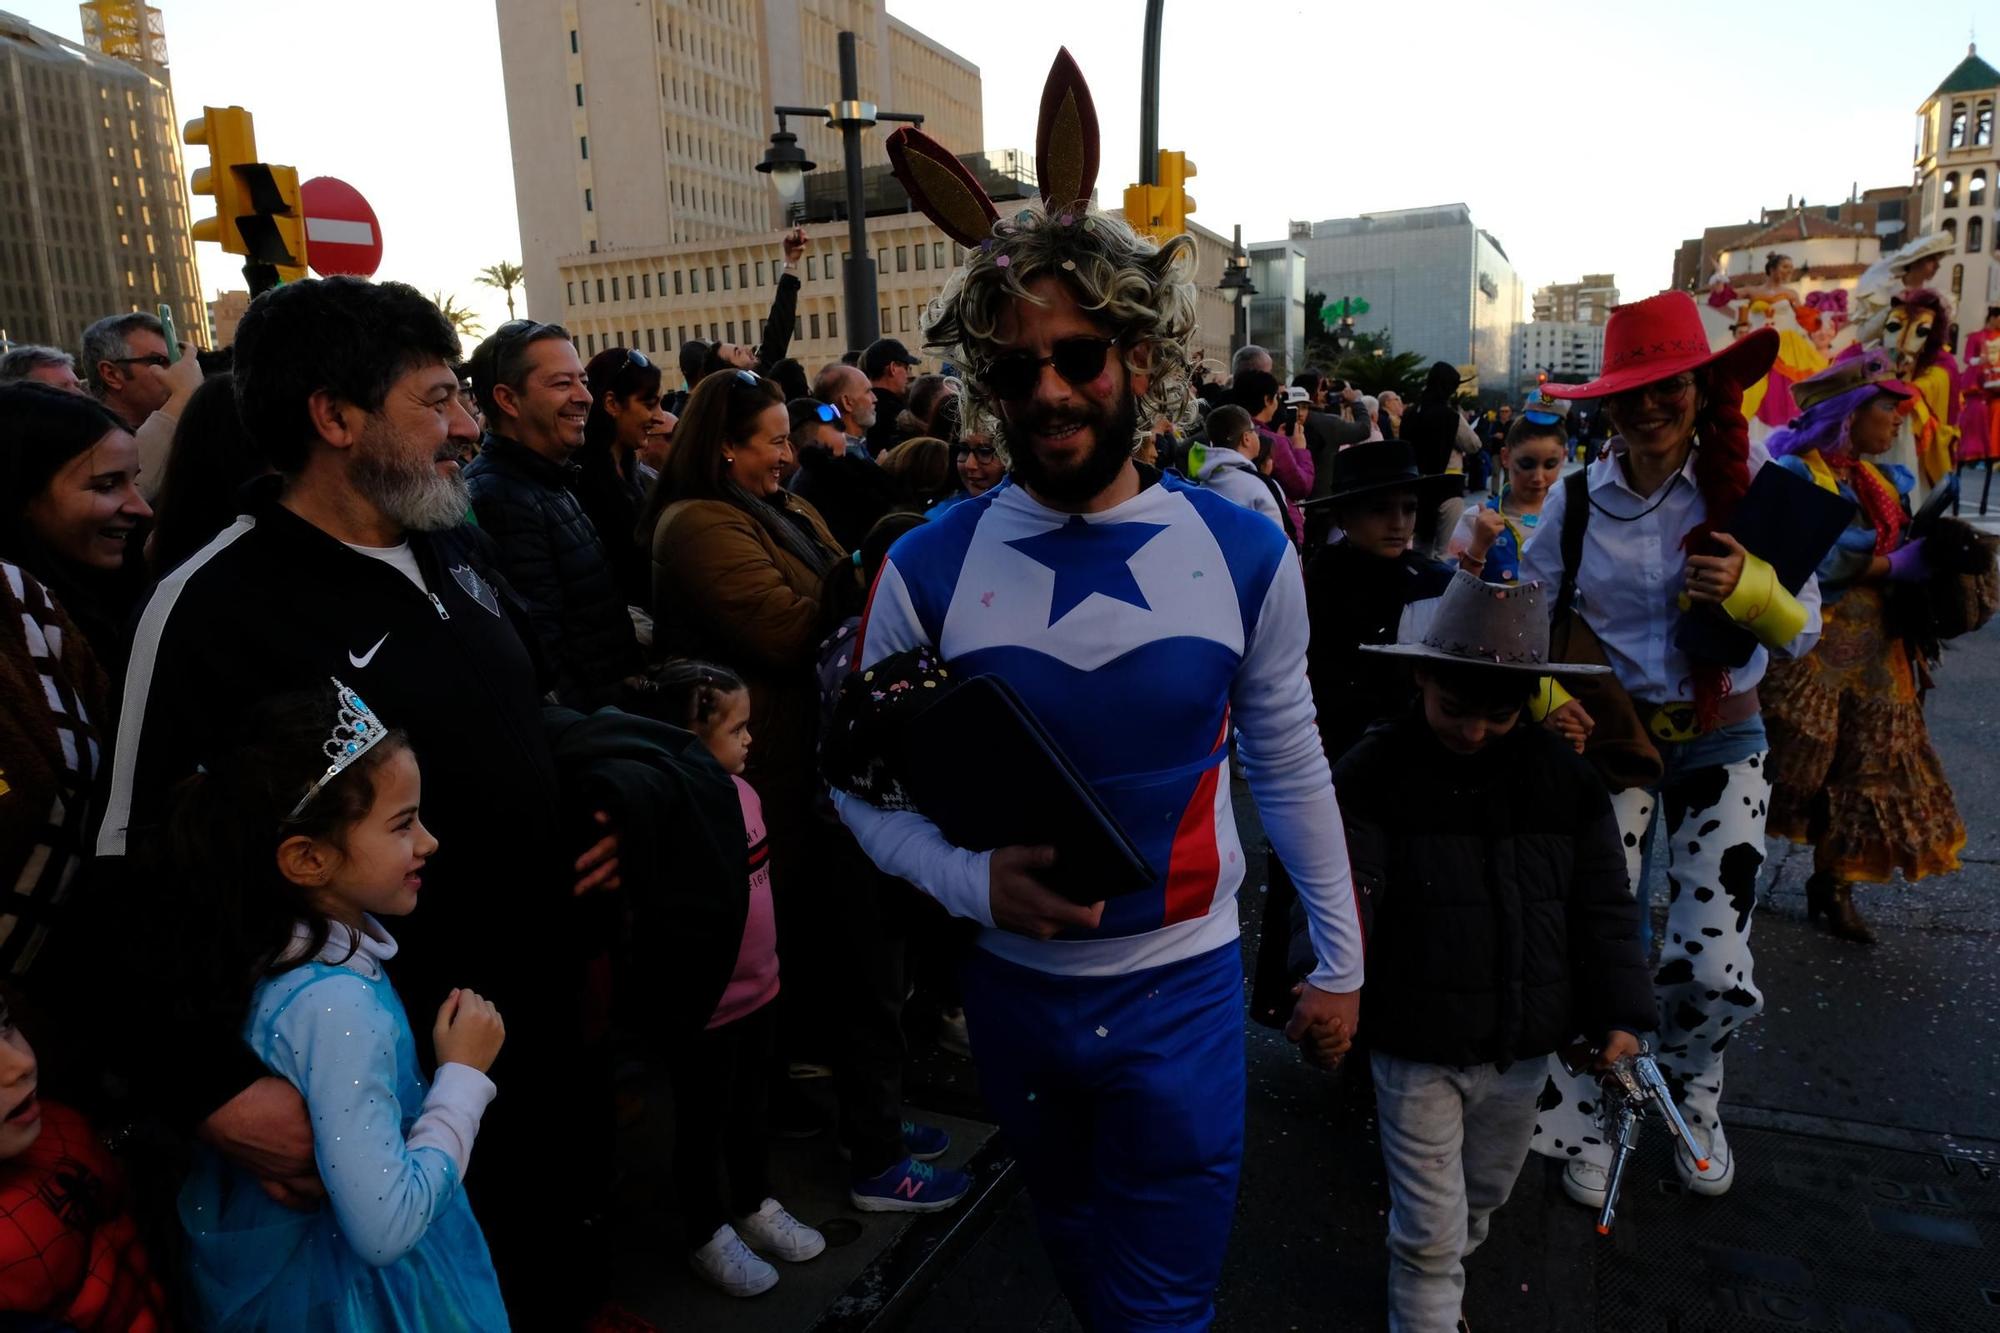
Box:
[180,919,510,1331]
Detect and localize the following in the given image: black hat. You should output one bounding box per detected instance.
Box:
[862,337,922,379]
[1308,440,1461,507]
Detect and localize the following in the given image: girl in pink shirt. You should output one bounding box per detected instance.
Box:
[657,660,825,1299]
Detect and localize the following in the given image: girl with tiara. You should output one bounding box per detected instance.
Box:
[174,680,510,1330]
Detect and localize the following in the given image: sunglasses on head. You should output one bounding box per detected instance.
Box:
[979,336,1117,402]
[810,401,841,424]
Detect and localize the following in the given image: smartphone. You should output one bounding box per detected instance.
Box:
[158,303,179,364]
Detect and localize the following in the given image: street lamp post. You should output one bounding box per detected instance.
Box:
[759,30,924,353]
[1218,223,1256,355]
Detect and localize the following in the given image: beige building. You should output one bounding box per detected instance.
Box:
[0,5,204,351]
[1530,273,1618,325]
[1916,44,2000,312]
[559,202,1240,397]
[207,286,248,345]
[495,0,982,326]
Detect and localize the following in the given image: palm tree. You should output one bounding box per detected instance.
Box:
[430,291,483,340]
[476,261,524,321]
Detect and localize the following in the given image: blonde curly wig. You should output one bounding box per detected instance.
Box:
[922,204,1199,456]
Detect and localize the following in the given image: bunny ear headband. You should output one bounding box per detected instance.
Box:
[887,47,1101,249]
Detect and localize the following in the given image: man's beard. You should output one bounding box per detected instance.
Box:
[1001,390,1140,505]
[350,420,470,532]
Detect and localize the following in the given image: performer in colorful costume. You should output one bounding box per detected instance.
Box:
[1954,305,2000,464]
[1728,254,1830,435]
[829,52,1365,1330]
[1761,353,1966,943]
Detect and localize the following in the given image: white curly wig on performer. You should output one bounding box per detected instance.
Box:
[922,207,1201,456]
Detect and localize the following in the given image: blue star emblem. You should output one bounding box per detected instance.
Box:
[1006,516,1169,627]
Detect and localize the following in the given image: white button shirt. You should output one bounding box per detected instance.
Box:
[1520,438,1822,704]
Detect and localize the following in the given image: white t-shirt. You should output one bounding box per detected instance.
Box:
[342,539,428,594]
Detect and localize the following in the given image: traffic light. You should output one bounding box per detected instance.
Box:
[236,162,309,287]
[183,105,308,292]
[184,106,256,256]
[1155,150,1196,240]
[1123,182,1169,241]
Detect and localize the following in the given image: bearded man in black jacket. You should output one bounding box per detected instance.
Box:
[98,277,620,1329]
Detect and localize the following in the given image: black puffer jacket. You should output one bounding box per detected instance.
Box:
[465,435,643,706]
[1333,711,1653,1068]
[787,445,901,551]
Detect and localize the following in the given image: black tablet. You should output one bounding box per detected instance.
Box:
[899,674,1156,905]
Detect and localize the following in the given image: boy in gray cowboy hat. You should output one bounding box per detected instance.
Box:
[1300,572,1654,1333]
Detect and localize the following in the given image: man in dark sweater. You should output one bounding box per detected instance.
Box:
[1301,573,1652,1333]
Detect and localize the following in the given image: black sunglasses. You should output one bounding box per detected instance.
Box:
[979,336,1117,402]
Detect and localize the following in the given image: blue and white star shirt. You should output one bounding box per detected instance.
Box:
[835,474,1364,992]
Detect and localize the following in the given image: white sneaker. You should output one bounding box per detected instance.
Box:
[1561,1156,1609,1209]
[689,1223,779,1297]
[1675,1122,1735,1196]
[733,1197,826,1262]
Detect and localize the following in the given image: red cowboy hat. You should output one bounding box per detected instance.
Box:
[1540,291,1778,401]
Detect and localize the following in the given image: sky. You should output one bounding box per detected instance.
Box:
[9,0,1986,339]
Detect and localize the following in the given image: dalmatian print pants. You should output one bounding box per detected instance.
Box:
[1530,751,1770,1166]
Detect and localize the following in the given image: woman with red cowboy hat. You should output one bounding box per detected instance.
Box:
[1516,290,1825,1211]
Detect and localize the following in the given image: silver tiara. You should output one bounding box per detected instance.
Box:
[286,678,389,819]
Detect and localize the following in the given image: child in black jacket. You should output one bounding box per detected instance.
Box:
[1306,573,1653,1333]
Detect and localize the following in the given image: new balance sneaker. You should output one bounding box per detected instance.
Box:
[849,1156,971,1213]
[688,1223,778,1297]
[1674,1122,1735,1196]
[902,1121,951,1162]
[1561,1156,1609,1209]
[733,1197,825,1262]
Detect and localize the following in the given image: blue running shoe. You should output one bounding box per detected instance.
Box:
[849,1156,970,1213]
[902,1120,950,1162]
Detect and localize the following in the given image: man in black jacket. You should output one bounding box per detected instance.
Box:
[98,277,620,1328]
[464,322,643,707]
[784,395,898,550]
[861,336,921,456]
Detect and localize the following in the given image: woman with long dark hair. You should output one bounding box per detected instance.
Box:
[643,370,844,1063]
[579,346,669,607]
[0,382,151,675]
[1520,292,1820,1208]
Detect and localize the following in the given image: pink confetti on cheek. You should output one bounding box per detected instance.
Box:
[980,591,995,607]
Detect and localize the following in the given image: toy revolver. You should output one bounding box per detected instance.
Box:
[1558,1038,1707,1236]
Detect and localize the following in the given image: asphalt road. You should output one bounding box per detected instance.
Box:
[909,598,2000,1331]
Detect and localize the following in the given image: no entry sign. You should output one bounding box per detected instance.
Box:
[300,176,383,278]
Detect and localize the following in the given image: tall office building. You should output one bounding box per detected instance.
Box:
[0,5,203,351]
[495,0,982,325]
[1273,204,1523,397]
[1531,274,1618,325]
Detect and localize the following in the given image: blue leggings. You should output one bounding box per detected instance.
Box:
[961,941,1246,1332]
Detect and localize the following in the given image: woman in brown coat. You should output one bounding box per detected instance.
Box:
[642,369,843,1041]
